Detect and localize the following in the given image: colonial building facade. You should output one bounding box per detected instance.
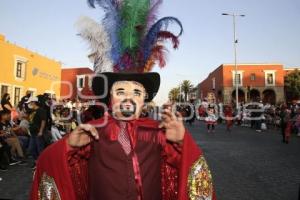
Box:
[60,67,94,100]
[198,64,286,105]
[0,34,61,105]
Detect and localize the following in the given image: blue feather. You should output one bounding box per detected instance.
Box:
[143,16,183,63]
[87,0,96,8]
[87,0,122,65]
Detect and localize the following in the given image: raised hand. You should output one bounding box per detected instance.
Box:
[159,103,185,144]
[67,124,99,148]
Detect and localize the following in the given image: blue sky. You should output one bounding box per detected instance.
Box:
[1,0,300,104]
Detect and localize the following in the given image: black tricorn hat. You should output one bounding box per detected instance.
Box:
[92,72,160,104]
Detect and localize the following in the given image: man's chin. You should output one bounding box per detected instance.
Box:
[118,115,138,121]
[121,111,135,118]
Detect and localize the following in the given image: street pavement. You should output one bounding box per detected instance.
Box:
[0,121,299,200]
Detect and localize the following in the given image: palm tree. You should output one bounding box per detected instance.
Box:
[181,80,193,102]
[168,87,180,102]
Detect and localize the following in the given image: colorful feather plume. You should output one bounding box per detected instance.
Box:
[119,0,150,52]
[147,0,163,30]
[75,16,113,72]
[80,0,183,72]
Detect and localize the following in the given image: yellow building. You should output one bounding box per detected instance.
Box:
[0,34,61,106]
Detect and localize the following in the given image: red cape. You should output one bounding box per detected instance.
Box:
[31,117,216,200]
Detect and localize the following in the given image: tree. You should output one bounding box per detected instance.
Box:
[285,69,300,101]
[181,80,194,102]
[168,87,180,102]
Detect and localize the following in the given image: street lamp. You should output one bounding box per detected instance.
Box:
[222,13,245,109]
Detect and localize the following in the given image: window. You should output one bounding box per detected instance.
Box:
[235,74,241,85]
[250,73,256,81]
[232,71,244,86]
[1,85,8,98]
[79,78,84,88]
[77,75,86,91]
[264,70,276,86]
[14,87,21,106]
[16,62,22,78]
[267,73,274,85]
[14,57,26,80]
[212,78,216,90]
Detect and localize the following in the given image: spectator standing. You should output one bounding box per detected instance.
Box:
[17,91,31,113]
[27,97,47,169]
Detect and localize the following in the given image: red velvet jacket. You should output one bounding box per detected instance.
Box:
[30,116,216,200]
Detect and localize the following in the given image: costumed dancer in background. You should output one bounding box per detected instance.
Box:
[280,104,289,143]
[295,108,300,137]
[284,109,292,144]
[31,0,216,200]
[205,105,217,133]
[224,105,233,132]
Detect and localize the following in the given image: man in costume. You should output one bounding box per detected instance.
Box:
[31,0,216,199]
[31,72,216,200]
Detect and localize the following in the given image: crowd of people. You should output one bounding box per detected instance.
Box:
[0,91,299,175]
[0,91,105,174]
[180,99,300,144]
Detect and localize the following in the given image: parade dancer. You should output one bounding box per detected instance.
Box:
[205,105,217,133]
[284,109,292,144]
[30,0,216,199]
[224,105,233,132]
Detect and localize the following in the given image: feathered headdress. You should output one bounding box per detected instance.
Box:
[76,0,183,73]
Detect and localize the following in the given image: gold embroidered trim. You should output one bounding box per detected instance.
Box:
[188,156,213,200]
[38,173,61,200]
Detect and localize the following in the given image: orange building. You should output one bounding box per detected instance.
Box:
[60,67,94,100]
[0,34,61,106]
[198,64,286,105]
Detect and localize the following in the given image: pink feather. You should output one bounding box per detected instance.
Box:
[157,31,180,49]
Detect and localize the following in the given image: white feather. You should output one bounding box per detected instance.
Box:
[75,16,113,72]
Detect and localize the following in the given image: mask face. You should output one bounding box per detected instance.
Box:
[110,81,146,120]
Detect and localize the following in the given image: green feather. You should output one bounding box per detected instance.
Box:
[119,0,150,54]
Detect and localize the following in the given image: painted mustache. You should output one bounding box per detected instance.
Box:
[120,99,137,117]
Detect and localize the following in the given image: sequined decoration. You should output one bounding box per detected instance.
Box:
[38,173,61,200]
[188,156,213,200]
[161,161,178,200]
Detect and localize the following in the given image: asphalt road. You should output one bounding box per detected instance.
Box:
[0,121,299,200]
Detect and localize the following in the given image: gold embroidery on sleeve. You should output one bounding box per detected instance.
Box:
[38,173,61,200]
[188,156,213,200]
